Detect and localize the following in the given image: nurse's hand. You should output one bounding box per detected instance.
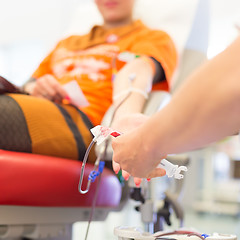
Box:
[111,113,166,180]
[112,124,166,179]
[28,74,68,103]
[111,113,149,184]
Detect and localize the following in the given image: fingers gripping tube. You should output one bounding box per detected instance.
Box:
[90,125,188,180]
[79,125,188,194]
[91,125,188,180]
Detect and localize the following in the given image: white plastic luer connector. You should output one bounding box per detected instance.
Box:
[158,159,188,179]
[90,125,121,145]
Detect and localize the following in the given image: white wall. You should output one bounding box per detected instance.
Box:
[208,0,240,58]
[0,0,85,45]
[0,0,89,85]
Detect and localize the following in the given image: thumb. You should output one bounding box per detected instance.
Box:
[147,168,166,179]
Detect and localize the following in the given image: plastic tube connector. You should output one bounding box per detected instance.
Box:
[98,161,105,173]
[90,125,121,145]
[158,159,188,179]
[88,171,100,182]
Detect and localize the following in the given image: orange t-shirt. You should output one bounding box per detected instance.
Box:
[32,20,177,125]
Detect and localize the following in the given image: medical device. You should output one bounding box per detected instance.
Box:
[78,125,121,194]
[158,159,188,179]
[114,226,237,240]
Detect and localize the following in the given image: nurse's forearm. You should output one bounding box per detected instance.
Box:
[143,36,240,157]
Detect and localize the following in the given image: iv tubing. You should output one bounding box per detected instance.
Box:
[78,139,96,194]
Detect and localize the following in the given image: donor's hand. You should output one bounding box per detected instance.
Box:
[30,74,68,103]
